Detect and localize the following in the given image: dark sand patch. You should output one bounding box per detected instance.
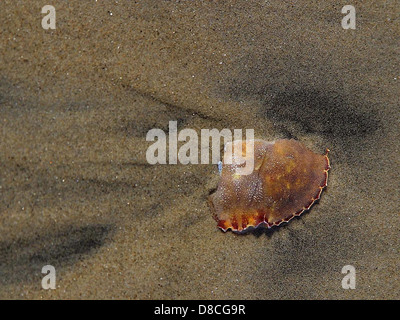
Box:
[0,224,114,286]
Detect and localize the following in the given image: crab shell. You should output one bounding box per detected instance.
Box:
[209,139,330,233]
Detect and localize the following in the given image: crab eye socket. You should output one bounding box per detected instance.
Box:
[217,161,223,175]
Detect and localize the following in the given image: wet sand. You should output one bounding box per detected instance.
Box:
[0,1,399,299]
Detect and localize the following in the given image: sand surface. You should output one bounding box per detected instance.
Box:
[0,1,399,299]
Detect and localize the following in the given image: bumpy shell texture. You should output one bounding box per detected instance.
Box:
[209,139,330,232]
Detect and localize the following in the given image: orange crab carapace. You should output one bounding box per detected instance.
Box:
[209,139,330,233]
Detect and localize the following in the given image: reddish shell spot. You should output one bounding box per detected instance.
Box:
[209,139,330,233]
